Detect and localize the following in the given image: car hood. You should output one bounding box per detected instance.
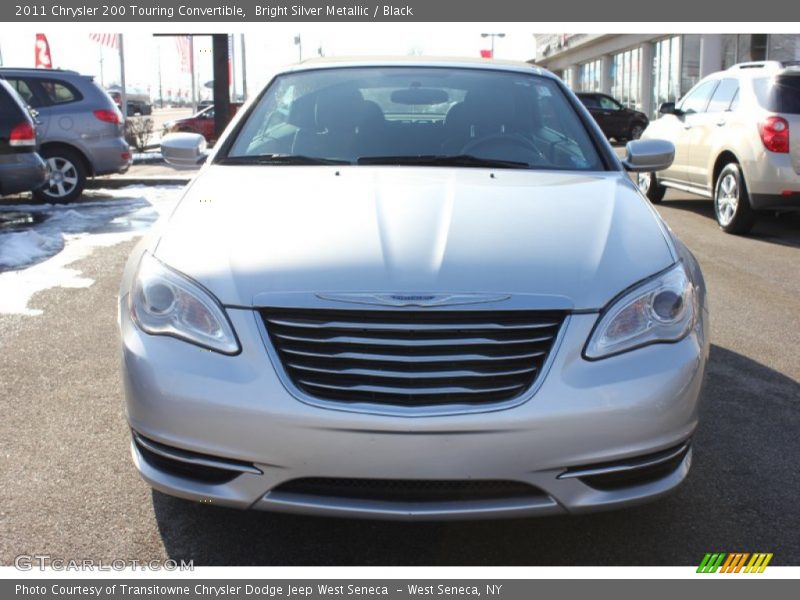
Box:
[154,166,674,310]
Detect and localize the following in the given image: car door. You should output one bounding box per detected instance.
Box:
[579,95,610,137]
[3,77,49,137]
[29,78,86,142]
[597,95,628,139]
[663,79,719,187]
[687,78,739,190]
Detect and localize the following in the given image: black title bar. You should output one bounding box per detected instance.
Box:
[4,1,800,22]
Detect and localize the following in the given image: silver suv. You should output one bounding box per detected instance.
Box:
[639,61,800,233]
[0,68,131,202]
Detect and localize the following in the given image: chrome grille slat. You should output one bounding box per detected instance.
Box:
[274,332,554,347]
[281,348,547,363]
[266,317,561,332]
[262,308,564,407]
[287,363,535,379]
[298,380,525,395]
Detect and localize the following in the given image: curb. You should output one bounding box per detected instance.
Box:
[86,176,191,189]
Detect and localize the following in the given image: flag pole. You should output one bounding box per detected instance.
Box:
[118,34,127,120]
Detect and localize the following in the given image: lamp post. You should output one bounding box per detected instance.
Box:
[480,33,506,58]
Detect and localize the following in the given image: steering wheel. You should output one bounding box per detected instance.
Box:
[460,134,549,164]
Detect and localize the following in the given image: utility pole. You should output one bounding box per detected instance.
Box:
[119,34,127,120]
[240,33,247,99]
[157,41,163,108]
[294,35,302,62]
[480,32,505,58]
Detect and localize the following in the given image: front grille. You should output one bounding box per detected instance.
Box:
[271,478,546,503]
[261,308,564,407]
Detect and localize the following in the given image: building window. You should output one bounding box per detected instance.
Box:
[741,34,768,61]
[652,36,681,114]
[681,35,702,95]
[562,69,574,89]
[610,47,642,110]
[579,59,602,92]
[767,34,800,62]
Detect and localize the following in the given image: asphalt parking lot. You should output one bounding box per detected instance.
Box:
[0,186,798,566]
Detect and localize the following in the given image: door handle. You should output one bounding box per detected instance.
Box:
[716,120,726,127]
[683,125,693,130]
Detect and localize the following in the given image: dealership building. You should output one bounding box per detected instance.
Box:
[532,34,800,116]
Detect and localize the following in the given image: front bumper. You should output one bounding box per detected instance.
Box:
[121,306,709,520]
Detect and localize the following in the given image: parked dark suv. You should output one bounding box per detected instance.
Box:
[0,79,47,197]
[0,68,131,202]
[577,93,649,142]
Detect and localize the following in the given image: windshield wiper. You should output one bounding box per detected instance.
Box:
[218,154,352,165]
[356,154,531,169]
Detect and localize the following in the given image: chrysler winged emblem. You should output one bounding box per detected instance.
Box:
[316,292,511,307]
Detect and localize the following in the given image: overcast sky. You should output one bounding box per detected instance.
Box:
[0,25,538,99]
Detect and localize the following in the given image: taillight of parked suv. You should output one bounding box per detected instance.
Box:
[93,109,121,125]
[758,116,790,153]
[9,121,36,147]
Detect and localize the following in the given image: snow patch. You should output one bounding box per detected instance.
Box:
[0,185,182,315]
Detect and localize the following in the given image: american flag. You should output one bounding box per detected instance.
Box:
[176,35,192,73]
[89,33,118,49]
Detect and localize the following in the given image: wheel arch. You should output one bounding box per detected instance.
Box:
[39,141,94,177]
[711,150,742,192]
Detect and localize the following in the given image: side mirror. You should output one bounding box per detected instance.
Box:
[622,139,674,172]
[658,102,679,115]
[161,132,208,169]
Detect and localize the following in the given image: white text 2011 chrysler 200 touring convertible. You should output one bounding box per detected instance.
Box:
[119,58,709,520]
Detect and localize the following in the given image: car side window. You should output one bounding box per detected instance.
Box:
[598,96,621,111]
[36,79,80,105]
[580,96,600,109]
[729,89,739,111]
[678,80,718,115]
[707,78,739,112]
[6,78,40,107]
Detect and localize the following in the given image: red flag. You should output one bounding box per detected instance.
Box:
[176,35,192,73]
[89,33,119,49]
[35,34,53,69]
[480,49,493,59]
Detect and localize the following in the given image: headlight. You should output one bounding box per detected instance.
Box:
[130,253,240,354]
[584,262,696,359]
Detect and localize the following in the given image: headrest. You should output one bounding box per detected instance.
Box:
[315,87,365,131]
[464,88,515,127]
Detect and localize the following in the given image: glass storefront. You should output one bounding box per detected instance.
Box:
[652,36,681,111]
[561,68,574,89]
[610,47,642,110]
[722,34,799,68]
[579,59,602,92]
[680,35,701,95]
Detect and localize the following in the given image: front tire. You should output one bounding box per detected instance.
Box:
[637,171,666,203]
[630,122,645,140]
[33,147,87,203]
[714,163,756,234]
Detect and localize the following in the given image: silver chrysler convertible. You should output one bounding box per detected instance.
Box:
[119,57,709,520]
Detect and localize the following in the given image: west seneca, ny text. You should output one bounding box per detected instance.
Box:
[15,584,504,598]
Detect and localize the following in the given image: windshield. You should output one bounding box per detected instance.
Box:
[224,67,604,171]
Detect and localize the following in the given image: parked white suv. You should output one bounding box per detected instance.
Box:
[639,61,800,233]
